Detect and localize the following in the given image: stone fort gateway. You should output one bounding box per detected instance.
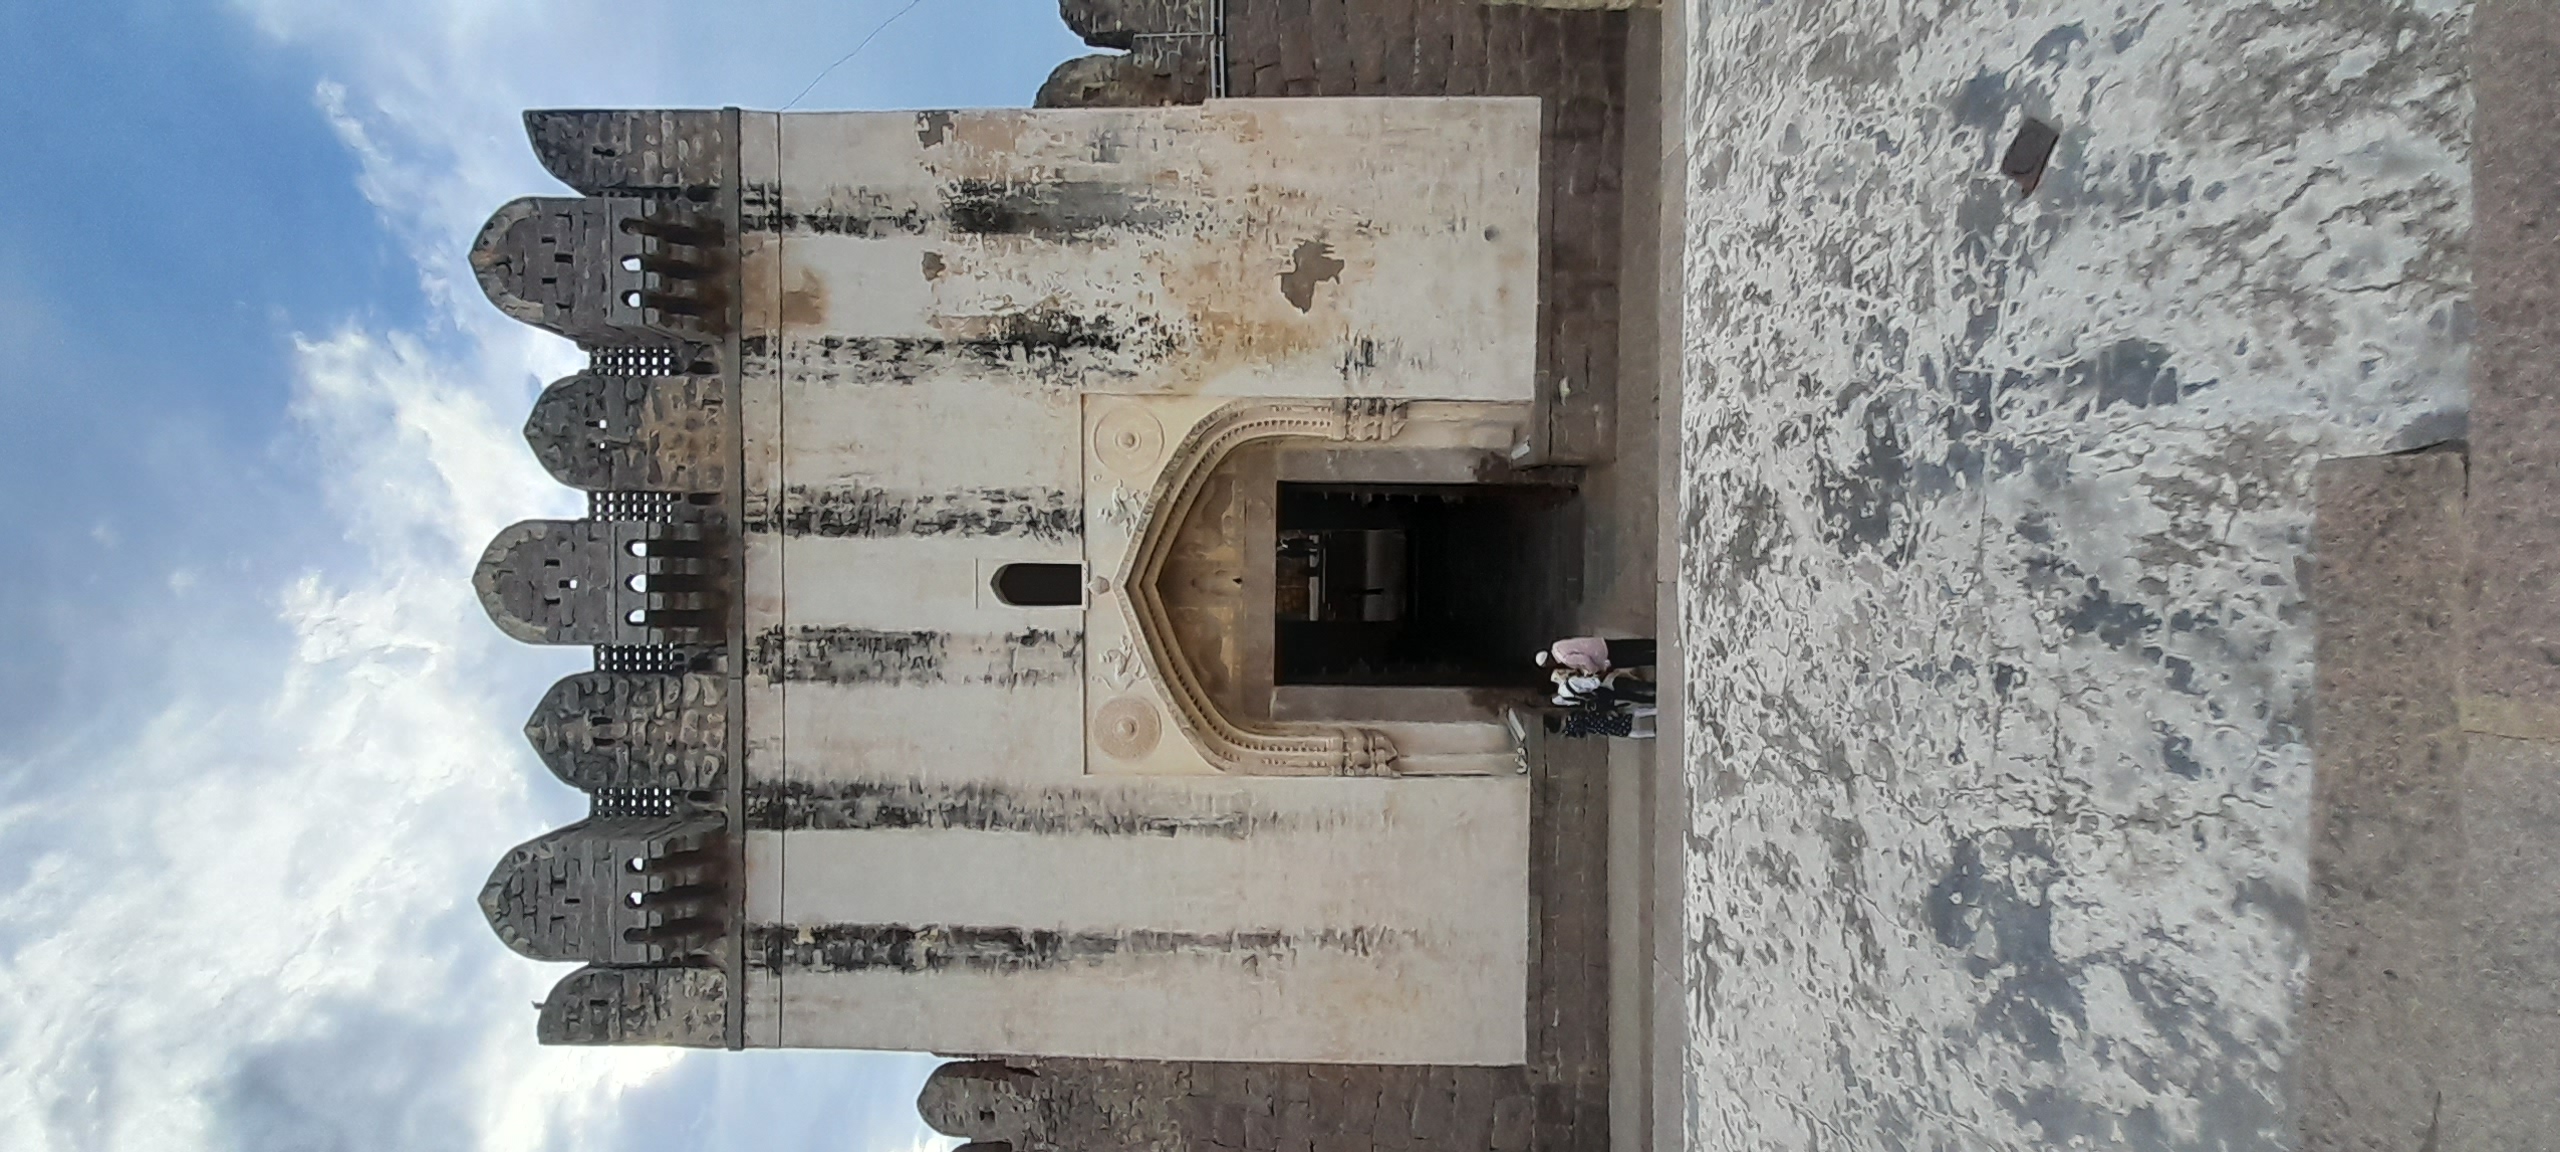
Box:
[468,2,1655,1149]
[464,1,2560,1151]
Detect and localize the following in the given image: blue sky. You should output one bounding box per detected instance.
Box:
[0,2,1088,1149]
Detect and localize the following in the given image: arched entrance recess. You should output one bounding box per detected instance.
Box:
[1116,398,1412,776]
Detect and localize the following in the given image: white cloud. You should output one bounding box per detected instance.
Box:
[0,1,1091,1148]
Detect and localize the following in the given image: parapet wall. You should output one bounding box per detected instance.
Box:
[468,107,751,1049]
[921,1059,1535,1152]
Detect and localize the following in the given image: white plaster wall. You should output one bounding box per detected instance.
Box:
[733,100,1543,1064]
[769,99,1541,400]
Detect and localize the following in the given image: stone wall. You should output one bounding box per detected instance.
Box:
[909,4,1637,1148]
[1036,0,1632,463]
[918,726,1613,1152]
[922,1059,1535,1152]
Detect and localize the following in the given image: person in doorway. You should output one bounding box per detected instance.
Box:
[1553,668,1653,707]
[1534,635,1656,675]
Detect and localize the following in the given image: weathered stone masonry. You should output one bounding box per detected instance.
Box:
[472,108,749,1048]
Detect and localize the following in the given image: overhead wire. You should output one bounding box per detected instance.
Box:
[780,0,937,111]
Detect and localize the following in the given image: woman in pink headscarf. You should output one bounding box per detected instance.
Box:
[1532,635,1655,675]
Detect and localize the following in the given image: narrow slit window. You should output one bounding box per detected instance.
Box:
[990,563,1083,607]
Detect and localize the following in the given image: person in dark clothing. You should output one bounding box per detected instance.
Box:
[1555,701,1633,738]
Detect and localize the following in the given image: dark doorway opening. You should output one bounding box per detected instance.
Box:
[1275,482,1572,687]
[991,563,1083,607]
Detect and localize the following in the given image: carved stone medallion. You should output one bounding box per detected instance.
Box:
[1093,695,1163,761]
[1094,406,1165,478]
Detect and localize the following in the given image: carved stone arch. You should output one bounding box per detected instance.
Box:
[476,816,728,965]
[1115,398,1409,775]
[536,965,726,1047]
[525,373,728,493]
[525,672,728,794]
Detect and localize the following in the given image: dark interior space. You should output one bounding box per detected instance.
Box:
[1275,482,1574,687]
[991,562,1083,607]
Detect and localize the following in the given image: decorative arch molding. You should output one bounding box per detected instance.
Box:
[1114,398,1410,776]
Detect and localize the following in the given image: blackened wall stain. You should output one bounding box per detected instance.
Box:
[750,626,1082,687]
[777,312,1180,387]
[749,923,1413,974]
[742,485,1081,541]
[744,777,1327,837]
[943,178,1176,238]
[744,189,934,237]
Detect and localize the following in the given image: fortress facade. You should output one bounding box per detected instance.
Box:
[466,2,1660,1148]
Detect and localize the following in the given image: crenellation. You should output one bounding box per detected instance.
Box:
[473,517,725,646]
[1037,0,1214,107]
[469,194,729,348]
[536,965,729,1047]
[477,815,730,965]
[525,373,729,493]
[523,109,731,197]
[524,671,727,795]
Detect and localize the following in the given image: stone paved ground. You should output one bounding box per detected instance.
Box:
[1672,2,2472,1148]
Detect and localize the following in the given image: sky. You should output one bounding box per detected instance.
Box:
[0,2,1089,1149]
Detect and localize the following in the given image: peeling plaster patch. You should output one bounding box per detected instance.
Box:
[920,250,946,280]
[1277,239,1345,312]
[741,778,1331,837]
[778,263,827,329]
[915,109,954,147]
[1680,1,2470,1146]
[749,626,1081,687]
[741,485,1080,541]
[942,178,1175,238]
[748,923,1414,974]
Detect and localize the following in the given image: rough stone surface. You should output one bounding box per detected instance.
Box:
[473,517,722,646]
[2301,452,2466,1152]
[2439,6,2560,1145]
[537,965,728,1047]
[477,815,729,965]
[524,109,730,196]
[1038,0,1215,107]
[524,671,729,796]
[470,194,729,347]
[1676,2,2471,1148]
[525,373,729,494]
